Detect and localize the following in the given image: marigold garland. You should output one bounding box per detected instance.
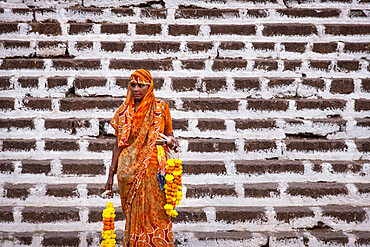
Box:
[101,202,116,247]
[163,158,183,218]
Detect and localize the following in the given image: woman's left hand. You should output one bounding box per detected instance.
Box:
[167,136,179,152]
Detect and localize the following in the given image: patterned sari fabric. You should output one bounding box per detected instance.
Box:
[110,69,174,247]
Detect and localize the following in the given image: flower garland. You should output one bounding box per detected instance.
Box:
[101,202,116,247]
[163,158,183,218]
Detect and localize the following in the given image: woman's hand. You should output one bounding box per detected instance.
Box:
[167,136,179,152]
[104,173,114,197]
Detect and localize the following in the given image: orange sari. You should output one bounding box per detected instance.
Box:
[110,75,174,247]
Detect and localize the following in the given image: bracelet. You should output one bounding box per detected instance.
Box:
[109,167,117,174]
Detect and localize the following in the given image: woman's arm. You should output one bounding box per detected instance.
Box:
[166,132,179,152]
[104,139,123,197]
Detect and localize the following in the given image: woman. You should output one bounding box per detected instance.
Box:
[105,69,178,246]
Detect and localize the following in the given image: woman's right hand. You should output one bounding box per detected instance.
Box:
[104,175,114,197]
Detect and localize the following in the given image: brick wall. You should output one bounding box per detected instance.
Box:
[0,0,369,246]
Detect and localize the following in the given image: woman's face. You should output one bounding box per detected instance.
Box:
[130,83,149,101]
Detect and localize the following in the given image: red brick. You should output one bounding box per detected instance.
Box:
[0,77,11,90]
[0,23,18,34]
[312,42,338,53]
[349,9,368,18]
[62,159,105,175]
[47,77,68,88]
[0,59,44,70]
[234,160,304,175]
[354,232,370,247]
[355,183,370,194]
[4,183,32,199]
[88,206,124,222]
[309,60,331,71]
[59,97,122,111]
[0,160,14,173]
[109,59,173,71]
[286,140,347,151]
[311,232,348,246]
[277,8,340,18]
[355,99,370,111]
[74,77,107,89]
[69,23,93,35]
[46,184,79,198]
[86,184,120,198]
[296,99,346,110]
[168,24,199,36]
[268,78,295,87]
[52,59,101,70]
[44,140,79,151]
[244,183,279,198]
[245,140,276,151]
[282,42,306,53]
[101,23,128,34]
[356,118,370,127]
[173,207,207,223]
[252,42,274,51]
[75,41,93,50]
[101,41,125,52]
[136,24,162,35]
[186,42,213,52]
[274,206,314,223]
[67,7,103,14]
[2,139,36,151]
[216,207,267,223]
[171,77,198,92]
[18,77,38,88]
[22,207,80,223]
[234,77,260,91]
[0,207,14,222]
[140,8,167,19]
[343,42,370,53]
[210,25,256,35]
[361,78,370,92]
[21,160,51,174]
[325,24,370,35]
[31,22,61,35]
[182,98,239,111]
[254,60,278,71]
[181,60,205,70]
[283,60,302,71]
[263,24,317,36]
[301,78,325,89]
[356,139,370,152]
[322,206,366,223]
[87,139,114,152]
[336,60,360,72]
[287,182,348,198]
[0,98,15,110]
[235,119,276,130]
[247,99,289,111]
[247,9,269,18]
[212,58,247,71]
[194,231,253,241]
[182,161,226,175]
[132,41,180,53]
[111,8,134,17]
[330,78,354,94]
[0,118,34,130]
[2,40,30,48]
[186,184,237,198]
[203,77,227,92]
[188,139,236,152]
[42,232,80,247]
[197,119,226,131]
[219,41,245,50]
[45,118,90,131]
[22,97,52,110]
[175,8,239,19]
[172,119,188,131]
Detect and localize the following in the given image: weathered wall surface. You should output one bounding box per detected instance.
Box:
[0,0,369,246]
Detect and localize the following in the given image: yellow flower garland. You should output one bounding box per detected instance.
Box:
[163,158,183,218]
[101,202,116,247]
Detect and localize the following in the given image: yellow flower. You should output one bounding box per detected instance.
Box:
[170,210,178,217]
[174,159,182,164]
[165,174,174,181]
[164,204,173,210]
